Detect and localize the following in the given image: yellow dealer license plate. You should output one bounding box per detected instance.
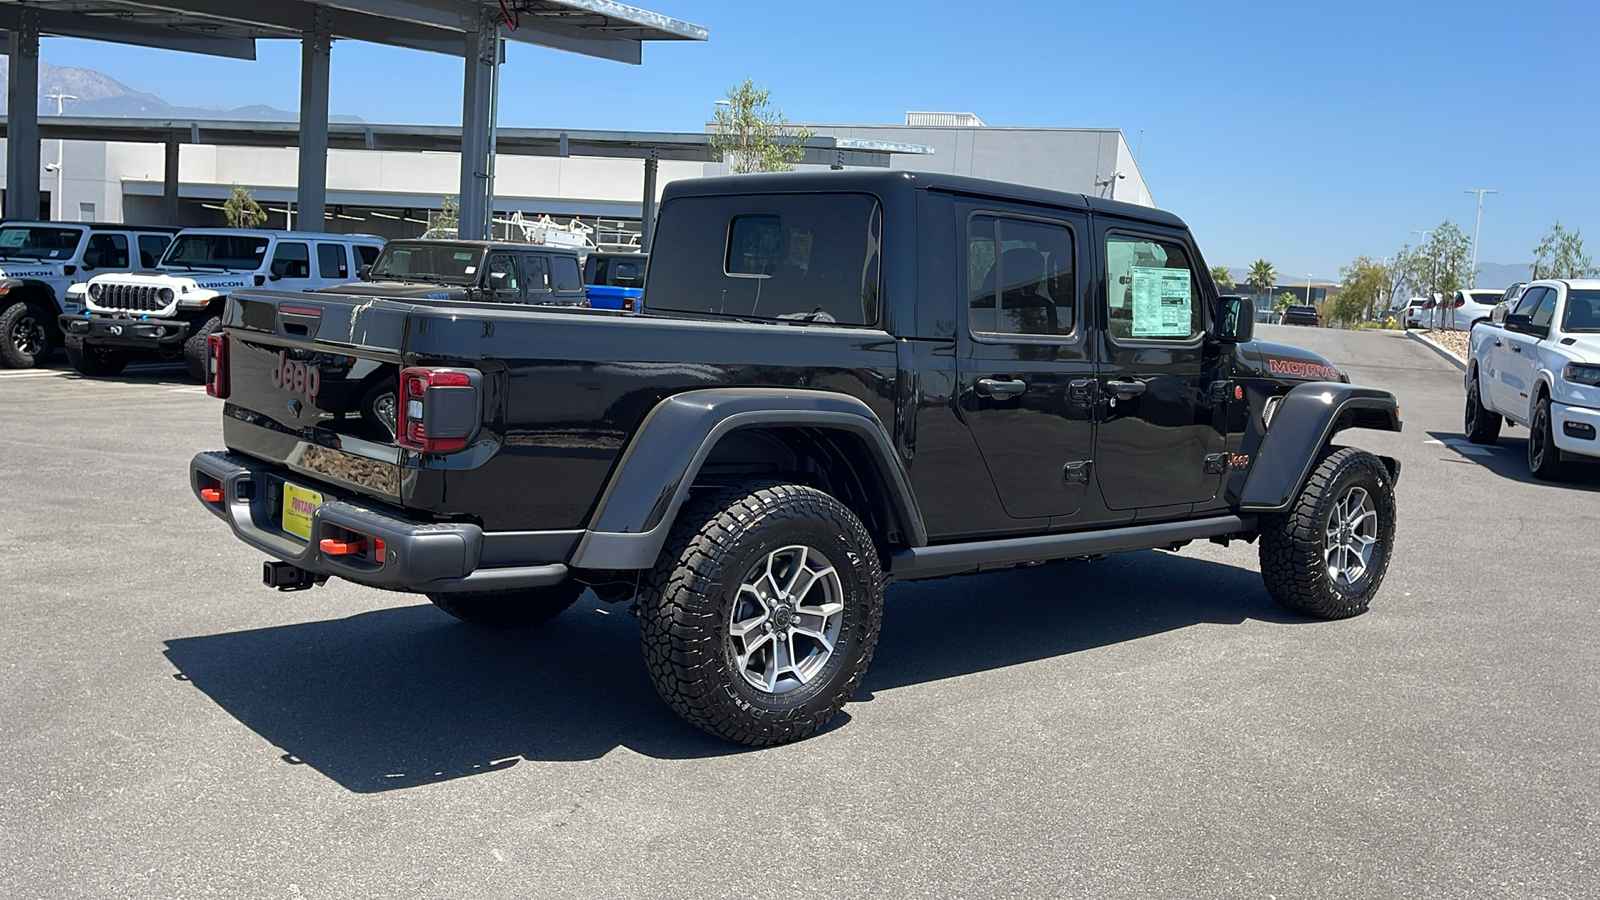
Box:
[282,482,323,541]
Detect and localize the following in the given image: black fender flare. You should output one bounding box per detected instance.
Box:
[2,278,60,315]
[1239,382,1402,511]
[570,388,926,570]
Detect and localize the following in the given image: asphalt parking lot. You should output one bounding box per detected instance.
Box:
[2,326,1597,899]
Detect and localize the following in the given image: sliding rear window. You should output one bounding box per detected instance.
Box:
[645,192,882,326]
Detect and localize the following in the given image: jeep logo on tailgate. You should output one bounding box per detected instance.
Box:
[271,351,321,400]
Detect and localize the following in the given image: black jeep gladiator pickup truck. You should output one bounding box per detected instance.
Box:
[191,170,1401,745]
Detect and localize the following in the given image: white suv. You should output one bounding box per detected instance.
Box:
[64,229,383,380]
[1429,288,1502,331]
[0,221,175,368]
[1464,279,1600,478]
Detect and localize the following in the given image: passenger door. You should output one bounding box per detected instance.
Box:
[315,242,350,284]
[270,241,314,289]
[1496,286,1555,420]
[956,207,1097,521]
[136,233,171,270]
[484,250,523,301]
[1092,226,1227,512]
[522,253,552,303]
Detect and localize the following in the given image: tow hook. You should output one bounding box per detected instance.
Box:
[263,560,325,592]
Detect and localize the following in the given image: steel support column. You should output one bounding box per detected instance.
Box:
[640,155,660,252]
[163,138,181,225]
[5,7,40,220]
[296,7,332,232]
[458,11,499,240]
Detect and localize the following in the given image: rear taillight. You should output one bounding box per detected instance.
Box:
[205,331,229,398]
[397,367,480,453]
[1454,298,1465,308]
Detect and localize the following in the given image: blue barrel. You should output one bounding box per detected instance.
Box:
[585,285,643,312]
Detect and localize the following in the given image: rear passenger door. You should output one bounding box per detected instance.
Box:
[550,253,584,303]
[1092,224,1227,512]
[956,204,1098,521]
[522,253,551,303]
[315,242,350,285]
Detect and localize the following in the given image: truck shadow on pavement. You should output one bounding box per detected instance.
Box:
[164,549,1300,792]
[1424,429,1600,490]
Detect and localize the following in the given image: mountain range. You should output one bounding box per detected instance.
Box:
[1223,261,1532,293]
[0,59,361,123]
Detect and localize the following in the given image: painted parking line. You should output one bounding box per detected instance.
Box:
[0,369,61,378]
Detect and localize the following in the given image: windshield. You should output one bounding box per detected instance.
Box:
[0,225,85,260]
[1563,289,1600,333]
[368,244,484,285]
[161,234,269,271]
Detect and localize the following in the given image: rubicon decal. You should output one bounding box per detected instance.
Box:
[1267,358,1341,381]
[271,350,321,400]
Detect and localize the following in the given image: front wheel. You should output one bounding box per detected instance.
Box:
[426,581,585,629]
[64,335,130,377]
[1528,396,1569,481]
[1464,371,1502,444]
[183,316,222,383]
[0,300,56,368]
[640,481,884,746]
[1259,447,1396,619]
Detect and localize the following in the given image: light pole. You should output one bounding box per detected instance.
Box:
[44,92,75,221]
[1464,188,1497,287]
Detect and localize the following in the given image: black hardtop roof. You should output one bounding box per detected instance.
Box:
[660,170,1188,229]
[386,238,583,256]
[0,220,179,233]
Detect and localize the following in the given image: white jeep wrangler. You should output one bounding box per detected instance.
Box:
[0,221,175,368]
[63,229,383,380]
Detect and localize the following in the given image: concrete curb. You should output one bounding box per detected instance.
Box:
[1405,329,1467,372]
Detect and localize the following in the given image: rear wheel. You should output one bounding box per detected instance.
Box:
[183,315,221,383]
[1527,395,1569,481]
[64,335,129,377]
[0,300,56,368]
[1464,370,1502,444]
[640,481,884,746]
[1259,447,1396,619]
[426,581,585,629]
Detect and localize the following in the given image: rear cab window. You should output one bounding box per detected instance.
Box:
[646,192,882,326]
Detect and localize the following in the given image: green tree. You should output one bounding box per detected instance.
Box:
[1245,259,1277,301]
[710,79,816,174]
[1531,222,1597,279]
[1210,265,1234,292]
[1406,222,1473,325]
[1276,291,1299,311]
[222,184,266,229]
[433,195,460,235]
[1335,255,1388,325]
[1385,246,1414,311]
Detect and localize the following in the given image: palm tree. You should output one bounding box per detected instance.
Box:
[1245,259,1277,304]
[1210,265,1234,292]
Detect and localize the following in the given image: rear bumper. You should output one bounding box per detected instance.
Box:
[61,312,192,348]
[190,451,574,593]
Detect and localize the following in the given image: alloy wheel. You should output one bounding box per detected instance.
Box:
[9,310,46,357]
[727,544,844,694]
[1324,486,1378,587]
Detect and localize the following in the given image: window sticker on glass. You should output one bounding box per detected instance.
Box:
[0,231,27,248]
[464,266,476,274]
[255,246,268,253]
[454,252,474,260]
[1130,266,1192,337]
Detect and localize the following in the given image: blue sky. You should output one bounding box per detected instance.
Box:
[39,0,1600,281]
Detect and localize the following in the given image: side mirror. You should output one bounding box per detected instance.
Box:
[1504,313,1549,339]
[486,271,512,292]
[357,264,371,281]
[269,259,291,281]
[1216,296,1255,343]
[81,250,100,270]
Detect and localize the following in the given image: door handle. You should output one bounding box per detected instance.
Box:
[976,377,1027,398]
[1105,379,1147,399]
[1510,345,1522,354]
[1493,339,1502,347]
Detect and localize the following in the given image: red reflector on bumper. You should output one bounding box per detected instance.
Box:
[319,538,366,556]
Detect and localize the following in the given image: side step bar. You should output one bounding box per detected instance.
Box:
[888,515,1257,581]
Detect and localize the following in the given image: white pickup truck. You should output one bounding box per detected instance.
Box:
[1465,278,1600,478]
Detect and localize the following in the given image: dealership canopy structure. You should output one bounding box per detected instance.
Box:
[0,0,707,238]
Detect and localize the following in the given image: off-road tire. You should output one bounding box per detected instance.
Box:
[639,481,884,746]
[1259,447,1396,619]
[0,300,56,368]
[63,334,129,377]
[1527,395,1569,481]
[1464,369,1502,444]
[183,316,222,383]
[426,581,585,629]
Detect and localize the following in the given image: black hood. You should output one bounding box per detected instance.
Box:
[317,281,472,301]
[1238,339,1347,383]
